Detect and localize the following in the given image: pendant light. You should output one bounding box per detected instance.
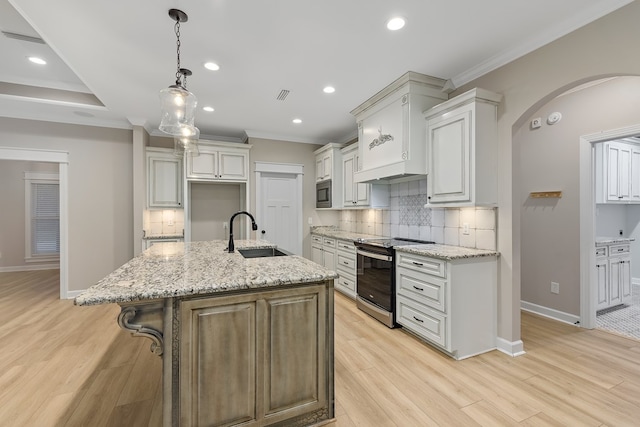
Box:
[159,9,197,137]
[174,127,200,158]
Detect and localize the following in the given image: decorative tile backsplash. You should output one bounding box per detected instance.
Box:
[338,178,497,250]
[143,209,184,236]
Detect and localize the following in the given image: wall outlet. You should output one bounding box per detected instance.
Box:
[308,217,313,225]
[223,222,228,229]
[551,282,560,294]
[168,219,174,226]
[462,223,470,235]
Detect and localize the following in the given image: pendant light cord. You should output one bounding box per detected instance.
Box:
[174,20,182,87]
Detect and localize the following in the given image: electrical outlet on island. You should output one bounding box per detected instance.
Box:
[551,282,560,294]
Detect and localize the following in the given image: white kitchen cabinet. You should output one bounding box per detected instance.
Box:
[335,239,357,299]
[314,143,343,182]
[395,250,497,360]
[424,88,502,207]
[595,140,640,203]
[147,148,183,208]
[341,143,390,208]
[351,72,448,183]
[596,243,632,311]
[186,141,249,181]
[143,237,183,250]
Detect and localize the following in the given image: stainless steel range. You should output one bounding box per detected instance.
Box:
[354,237,434,328]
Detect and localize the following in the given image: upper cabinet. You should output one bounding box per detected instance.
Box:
[341,143,389,208]
[424,88,502,207]
[186,141,250,181]
[350,72,448,183]
[595,139,640,203]
[314,143,343,182]
[147,148,183,208]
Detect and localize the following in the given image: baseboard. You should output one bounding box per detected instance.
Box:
[0,265,60,273]
[496,337,526,357]
[521,300,580,326]
[65,289,84,300]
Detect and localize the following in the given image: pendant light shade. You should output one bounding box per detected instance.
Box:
[174,127,200,157]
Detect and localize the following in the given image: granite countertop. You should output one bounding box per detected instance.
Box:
[142,234,184,240]
[596,237,635,246]
[310,226,380,241]
[395,244,498,261]
[75,240,338,306]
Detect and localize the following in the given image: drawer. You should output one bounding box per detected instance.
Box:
[337,240,355,252]
[336,253,356,271]
[595,246,607,258]
[397,295,447,348]
[609,244,630,256]
[323,237,336,248]
[397,267,447,313]
[397,252,446,278]
[335,275,356,296]
[311,234,322,245]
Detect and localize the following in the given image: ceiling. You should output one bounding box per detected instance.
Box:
[0,0,632,144]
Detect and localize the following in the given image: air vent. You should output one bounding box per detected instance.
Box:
[276,89,290,101]
[2,31,45,44]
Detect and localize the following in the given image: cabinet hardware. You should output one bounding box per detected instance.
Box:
[413,316,424,323]
[413,285,424,291]
[412,261,424,266]
[343,261,349,265]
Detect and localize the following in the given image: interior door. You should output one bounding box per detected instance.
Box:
[258,172,301,255]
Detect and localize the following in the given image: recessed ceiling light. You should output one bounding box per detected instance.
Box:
[204,62,220,71]
[203,106,215,112]
[386,17,405,31]
[28,56,46,65]
[323,86,335,94]
[292,118,302,124]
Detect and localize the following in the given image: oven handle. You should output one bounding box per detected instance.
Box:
[356,249,392,262]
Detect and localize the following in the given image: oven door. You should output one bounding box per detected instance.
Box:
[356,248,393,311]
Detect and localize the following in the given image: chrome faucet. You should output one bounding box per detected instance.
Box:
[228,211,258,253]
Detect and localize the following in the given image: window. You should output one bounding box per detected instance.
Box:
[25,172,59,262]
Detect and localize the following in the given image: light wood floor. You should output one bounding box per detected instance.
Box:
[2,270,640,426]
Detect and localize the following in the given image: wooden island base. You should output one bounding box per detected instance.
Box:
[118,281,335,427]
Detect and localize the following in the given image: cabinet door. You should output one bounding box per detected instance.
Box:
[618,145,632,200]
[323,248,336,271]
[621,257,632,301]
[631,147,640,201]
[609,258,624,307]
[315,156,324,182]
[596,260,609,310]
[218,151,247,180]
[322,153,332,180]
[311,245,324,265]
[148,155,182,207]
[342,154,355,205]
[188,151,218,179]
[427,107,471,204]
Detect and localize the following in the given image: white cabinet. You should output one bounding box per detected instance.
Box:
[314,143,344,208]
[335,239,357,299]
[596,243,632,311]
[147,148,183,208]
[424,88,501,207]
[395,250,497,360]
[595,140,640,203]
[186,141,249,181]
[351,72,448,183]
[143,237,183,250]
[340,143,390,208]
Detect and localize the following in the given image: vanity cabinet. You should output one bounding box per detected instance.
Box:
[335,239,357,299]
[351,72,447,183]
[147,148,183,208]
[179,283,331,426]
[595,140,640,203]
[186,141,249,181]
[395,251,497,359]
[596,242,632,311]
[424,88,501,207]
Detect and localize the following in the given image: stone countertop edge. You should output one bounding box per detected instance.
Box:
[74,240,338,307]
[595,237,635,246]
[142,234,184,240]
[395,244,498,260]
[309,226,381,241]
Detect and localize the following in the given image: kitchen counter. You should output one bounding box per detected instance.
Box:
[310,226,379,241]
[75,240,336,427]
[596,237,635,246]
[75,239,337,306]
[396,244,498,260]
[142,233,184,240]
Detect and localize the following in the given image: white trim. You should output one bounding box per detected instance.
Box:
[65,289,84,299]
[0,265,60,273]
[254,162,304,175]
[0,146,69,299]
[25,256,59,263]
[521,301,581,326]
[450,0,633,89]
[495,337,526,357]
[579,124,640,329]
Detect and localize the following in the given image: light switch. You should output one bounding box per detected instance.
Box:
[463,223,470,235]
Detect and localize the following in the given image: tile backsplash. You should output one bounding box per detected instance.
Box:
[143,209,185,236]
[338,178,497,250]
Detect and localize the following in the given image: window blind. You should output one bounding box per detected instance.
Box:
[31,182,60,255]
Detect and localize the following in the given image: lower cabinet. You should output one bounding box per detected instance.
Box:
[596,243,632,311]
[395,251,497,360]
[335,239,357,299]
[179,284,332,426]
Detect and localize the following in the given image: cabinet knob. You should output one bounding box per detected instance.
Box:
[261,230,266,234]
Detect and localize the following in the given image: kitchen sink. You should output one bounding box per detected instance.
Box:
[238,248,288,258]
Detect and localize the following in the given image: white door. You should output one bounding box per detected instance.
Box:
[258,171,302,255]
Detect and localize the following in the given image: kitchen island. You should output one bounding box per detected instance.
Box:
[75,240,337,427]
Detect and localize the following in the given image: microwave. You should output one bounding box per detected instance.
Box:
[316,180,332,208]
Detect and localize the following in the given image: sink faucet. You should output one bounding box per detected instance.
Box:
[228,211,258,253]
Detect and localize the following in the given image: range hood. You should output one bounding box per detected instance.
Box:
[350,72,448,183]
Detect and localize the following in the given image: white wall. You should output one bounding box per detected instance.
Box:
[0,160,59,270]
[0,117,133,292]
[190,182,241,241]
[456,1,640,341]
